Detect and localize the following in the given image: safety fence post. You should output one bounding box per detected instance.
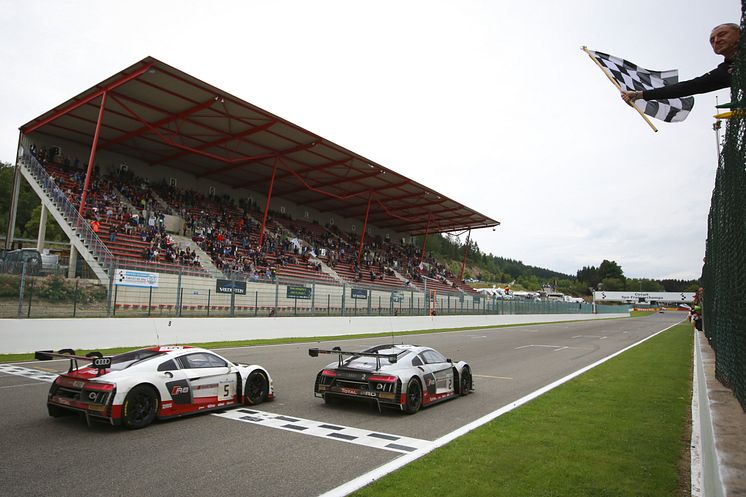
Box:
[106,263,114,317]
[26,277,35,318]
[341,284,346,317]
[18,261,27,318]
[274,279,279,316]
[148,287,153,317]
[312,283,316,316]
[72,279,79,318]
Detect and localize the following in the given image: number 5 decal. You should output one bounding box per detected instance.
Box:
[218,382,232,400]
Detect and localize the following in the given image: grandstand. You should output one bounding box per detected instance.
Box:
[6,56,498,310]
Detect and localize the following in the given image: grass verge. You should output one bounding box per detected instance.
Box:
[352,323,693,497]
[0,316,629,363]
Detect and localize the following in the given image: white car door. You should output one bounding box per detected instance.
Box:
[420,350,454,397]
[177,352,237,408]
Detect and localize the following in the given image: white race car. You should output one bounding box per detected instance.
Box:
[36,346,273,429]
[310,344,473,413]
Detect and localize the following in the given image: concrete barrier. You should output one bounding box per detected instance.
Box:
[0,313,627,354]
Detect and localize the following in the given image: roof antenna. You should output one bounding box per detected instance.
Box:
[153,319,162,347]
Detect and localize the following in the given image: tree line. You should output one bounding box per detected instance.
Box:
[0,162,66,244]
[418,233,700,296]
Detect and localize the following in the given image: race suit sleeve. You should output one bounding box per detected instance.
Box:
[642,61,731,100]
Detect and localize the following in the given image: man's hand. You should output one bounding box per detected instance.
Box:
[621,90,643,104]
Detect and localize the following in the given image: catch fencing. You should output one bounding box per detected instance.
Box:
[0,263,624,319]
[701,10,746,411]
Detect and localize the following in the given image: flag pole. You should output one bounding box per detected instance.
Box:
[581,46,658,133]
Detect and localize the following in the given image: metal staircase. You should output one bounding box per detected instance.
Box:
[17,151,113,283]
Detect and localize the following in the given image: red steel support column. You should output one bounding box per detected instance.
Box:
[356,192,373,265]
[419,215,432,265]
[458,229,471,283]
[258,157,279,251]
[78,91,108,217]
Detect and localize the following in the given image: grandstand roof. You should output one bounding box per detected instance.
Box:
[20,56,499,236]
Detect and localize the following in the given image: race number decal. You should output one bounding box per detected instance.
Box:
[218,381,233,401]
[435,370,454,394]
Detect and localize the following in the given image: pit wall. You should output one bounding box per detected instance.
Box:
[0,312,628,354]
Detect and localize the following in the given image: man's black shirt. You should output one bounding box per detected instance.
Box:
[642,59,733,100]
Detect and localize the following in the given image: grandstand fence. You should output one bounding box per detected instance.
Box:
[701,9,746,411]
[0,263,625,319]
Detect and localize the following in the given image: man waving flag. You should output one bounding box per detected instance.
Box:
[583,47,694,128]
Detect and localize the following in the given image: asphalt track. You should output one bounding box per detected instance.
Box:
[0,313,684,497]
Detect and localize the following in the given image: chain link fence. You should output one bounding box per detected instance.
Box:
[702,8,746,411]
[0,264,625,319]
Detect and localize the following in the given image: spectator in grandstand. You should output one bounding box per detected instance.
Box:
[622,23,740,103]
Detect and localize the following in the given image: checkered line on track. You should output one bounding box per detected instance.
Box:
[0,364,58,383]
[214,408,433,454]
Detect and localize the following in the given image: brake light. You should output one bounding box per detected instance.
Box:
[368,375,397,382]
[321,369,337,377]
[86,382,115,392]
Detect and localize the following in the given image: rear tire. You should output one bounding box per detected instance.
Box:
[404,378,422,414]
[122,385,159,429]
[244,370,268,405]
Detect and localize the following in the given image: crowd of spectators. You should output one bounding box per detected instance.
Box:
[28,143,469,291]
[30,145,201,268]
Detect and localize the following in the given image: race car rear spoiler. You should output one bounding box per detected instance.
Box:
[309,347,398,369]
[35,349,112,376]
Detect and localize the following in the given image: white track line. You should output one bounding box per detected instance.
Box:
[213,409,432,454]
[473,374,512,380]
[0,364,58,383]
[0,382,51,389]
[319,321,684,497]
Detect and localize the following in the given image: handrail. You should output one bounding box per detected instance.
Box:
[18,148,117,270]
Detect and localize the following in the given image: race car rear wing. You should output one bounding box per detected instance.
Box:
[309,347,398,370]
[35,349,112,376]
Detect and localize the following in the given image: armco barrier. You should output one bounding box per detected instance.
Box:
[0,313,628,354]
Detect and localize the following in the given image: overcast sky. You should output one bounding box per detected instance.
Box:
[0,0,741,280]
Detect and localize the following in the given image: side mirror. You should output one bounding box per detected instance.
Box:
[447,358,453,363]
[308,348,319,357]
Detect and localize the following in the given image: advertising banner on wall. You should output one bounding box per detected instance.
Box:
[114,269,159,288]
[216,279,247,295]
[351,288,368,300]
[287,285,312,299]
[593,291,695,303]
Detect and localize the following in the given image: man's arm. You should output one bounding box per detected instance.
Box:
[622,61,731,102]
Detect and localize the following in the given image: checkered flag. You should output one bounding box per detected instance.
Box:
[586,49,694,123]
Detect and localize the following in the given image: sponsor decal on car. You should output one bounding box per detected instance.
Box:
[166,380,192,404]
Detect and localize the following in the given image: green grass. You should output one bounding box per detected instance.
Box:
[353,323,693,497]
[630,310,652,317]
[0,317,627,363]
